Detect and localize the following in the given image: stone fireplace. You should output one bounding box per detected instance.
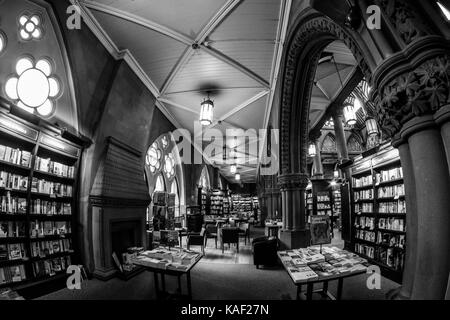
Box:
[89,137,150,280]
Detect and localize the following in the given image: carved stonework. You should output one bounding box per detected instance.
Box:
[321,134,337,152]
[377,0,433,45]
[280,13,370,175]
[278,173,309,190]
[347,135,363,152]
[373,55,450,137]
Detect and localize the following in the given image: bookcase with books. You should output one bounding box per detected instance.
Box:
[210,189,224,215]
[198,187,210,215]
[0,110,83,289]
[349,143,406,283]
[231,194,253,216]
[306,189,313,223]
[222,194,230,215]
[316,191,333,216]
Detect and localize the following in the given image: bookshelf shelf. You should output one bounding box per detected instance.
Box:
[0,111,82,289]
[348,144,406,283]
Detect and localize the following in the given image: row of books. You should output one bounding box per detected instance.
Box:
[354,189,373,201]
[0,243,27,261]
[375,167,403,184]
[0,171,28,190]
[0,265,26,285]
[30,239,73,258]
[317,194,330,202]
[355,216,375,230]
[30,221,71,238]
[353,175,373,187]
[34,156,75,178]
[377,185,405,199]
[378,232,405,248]
[356,230,376,243]
[378,200,406,214]
[0,194,27,214]
[355,202,373,213]
[0,145,31,168]
[379,248,404,270]
[354,243,375,259]
[0,221,26,238]
[32,255,72,278]
[354,243,405,270]
[379,218,405,232]
[31,199,71,215]
[31,178,73,197]
[317,203,331,209]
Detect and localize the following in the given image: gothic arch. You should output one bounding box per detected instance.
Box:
[347,133,363,153]
[278,10,375,179]
[321,133,337,153]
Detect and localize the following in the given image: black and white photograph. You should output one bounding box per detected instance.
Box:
[0,0,449,315]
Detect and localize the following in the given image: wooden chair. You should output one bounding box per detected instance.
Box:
[238,222,250,245]
[221,228,239,253]
[205,223,218,248]
[187,227,206,254]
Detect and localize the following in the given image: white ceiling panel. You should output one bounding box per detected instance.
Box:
[165,50,266,93]
[91,9,187,89]
[90,0,228,39]
[210,41,275,81]
[225,95,267,130]
[208,0,281,41]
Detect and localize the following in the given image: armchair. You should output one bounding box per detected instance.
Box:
[205,223,218,248]
[221,227,240,253]
[238,223,250,245]
[252,236,279,269]
[187,227,206,254]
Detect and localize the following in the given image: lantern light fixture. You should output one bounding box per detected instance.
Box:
[199,93,214,126]
[308,142,316,157]
[334,170,339,179]
[365,117,379,137]
[235,172,241,181]
[343,101,357,126]
[230,164,237,174]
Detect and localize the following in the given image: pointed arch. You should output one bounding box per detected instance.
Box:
[321,133,337,153]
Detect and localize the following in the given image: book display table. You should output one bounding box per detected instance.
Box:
[265,222,282,238]
[278,246,369,300]
[131,248,202,300]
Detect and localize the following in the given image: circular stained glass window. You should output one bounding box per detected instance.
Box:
[146,142,162,173]
[164,153,175,179]
[5,57,60,116]
[19,14,43,41]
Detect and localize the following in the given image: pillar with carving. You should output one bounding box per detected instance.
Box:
[278,173,311,249]
[332,107,349,162]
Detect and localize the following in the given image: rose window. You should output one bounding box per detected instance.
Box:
[146,142,162,173]
[164,153,175,179]
[5,57,60,116]
[19,14,43,40]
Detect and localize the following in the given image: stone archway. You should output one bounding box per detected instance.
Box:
[277,10,375,249]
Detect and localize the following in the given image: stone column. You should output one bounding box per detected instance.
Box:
[278,173,311,249]
[312,137,324,178]
[435,105,450,167]
[391,140,418,300]
[332,108,349,161]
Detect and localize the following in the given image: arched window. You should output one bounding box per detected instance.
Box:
[171,178,180,217]
[154,174,165,192]
[199,166,210,190]
[321,134,337,152]
[348,135,363,153]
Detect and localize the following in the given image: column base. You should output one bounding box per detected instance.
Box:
[386,286,411,300]
[92,267,117,281]
[279,229,310,249]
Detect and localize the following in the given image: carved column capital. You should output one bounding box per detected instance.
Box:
[278,173,309,190]
[373,55,450,138]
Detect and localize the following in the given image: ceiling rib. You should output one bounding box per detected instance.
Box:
[83,0,193,45]
[260,0,292,165]
[160,0,243,95]
[315,82,331,100]
[158,98,200,115]
[201,46,270,88]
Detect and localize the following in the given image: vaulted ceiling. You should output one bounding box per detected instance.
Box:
[78,0,357,183]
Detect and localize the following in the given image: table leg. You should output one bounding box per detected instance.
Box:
[153,272,160,299]
[296,285,302,300]
[322,281,329,298]
[161,274,166,293]
[187,271,192,300]
[177,275,182,295]
[306,283,313,300]
[337,278,344,300]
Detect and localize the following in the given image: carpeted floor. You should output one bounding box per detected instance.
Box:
[36,226,400,300]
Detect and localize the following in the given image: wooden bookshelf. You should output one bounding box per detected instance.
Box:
[0,111,84,289]
[348,143,406,283]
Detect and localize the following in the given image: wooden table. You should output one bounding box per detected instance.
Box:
[278,251,367,300]
[133,252,203,300]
